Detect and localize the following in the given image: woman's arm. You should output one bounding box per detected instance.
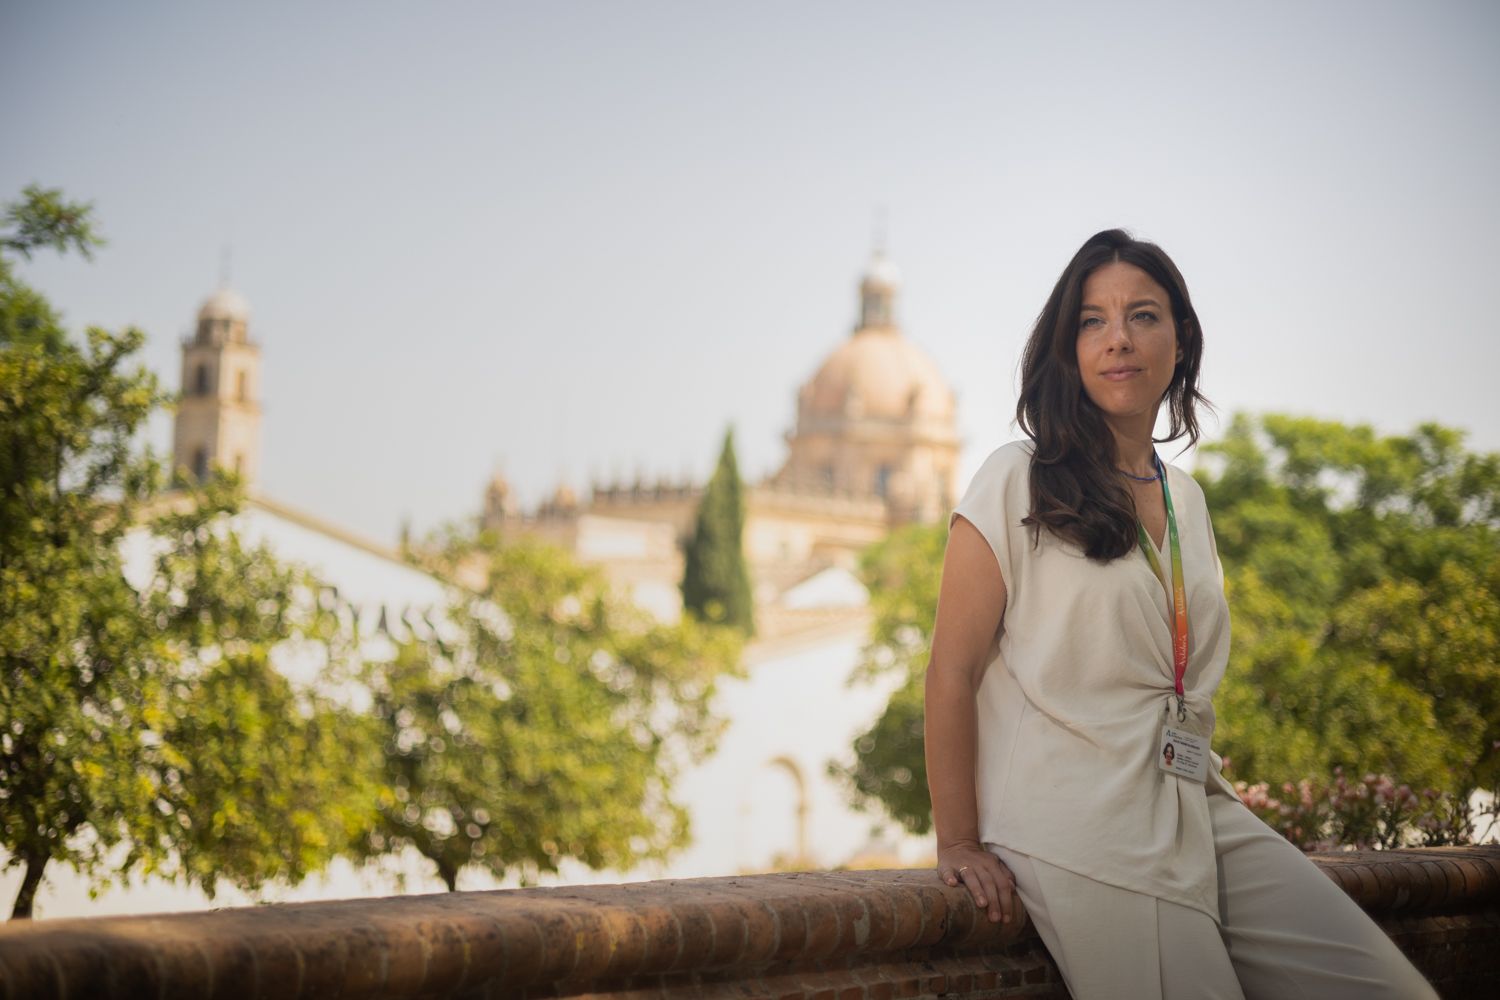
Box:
[925,514,1016,923]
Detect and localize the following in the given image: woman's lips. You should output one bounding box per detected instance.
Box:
[1101,368,1143,381]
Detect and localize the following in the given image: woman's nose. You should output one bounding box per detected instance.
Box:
[1106,318,1132,350]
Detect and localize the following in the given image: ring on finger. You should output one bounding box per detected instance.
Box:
[957,865,970,874]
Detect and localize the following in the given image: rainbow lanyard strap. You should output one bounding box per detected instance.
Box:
[1135,453,1189,723]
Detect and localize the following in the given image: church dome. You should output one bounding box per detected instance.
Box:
[802,328,954,422]
[198,287,249,322]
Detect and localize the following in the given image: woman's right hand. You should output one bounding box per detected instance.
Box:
[937,840,1017,924]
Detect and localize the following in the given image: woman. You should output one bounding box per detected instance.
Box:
[925,229,1436,999]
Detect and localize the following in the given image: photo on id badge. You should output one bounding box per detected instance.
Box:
[1158,724,1208,782]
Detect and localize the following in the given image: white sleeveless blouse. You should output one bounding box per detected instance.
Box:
[951,440,1238,921]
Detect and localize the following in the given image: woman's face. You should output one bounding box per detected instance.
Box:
[1074,261,1182,430]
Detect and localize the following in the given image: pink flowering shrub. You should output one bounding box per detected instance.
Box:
[1229,765,1489,852]
[1235,776,1339,851]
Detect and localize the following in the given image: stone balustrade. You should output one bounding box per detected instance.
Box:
[1,846,1496,999]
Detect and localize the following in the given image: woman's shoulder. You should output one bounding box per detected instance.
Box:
[954,439,1033,534]
[972,438,1035,481]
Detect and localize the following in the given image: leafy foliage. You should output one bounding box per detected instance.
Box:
[127,485,376,898]
[838,669,930,833]
[1201,415,1500,797]
[1,190,165,916]
[681,427,754,635]
[0,187,366,916]
[833,522,946,833]
[1,184,100,267]
[844,416,1500,842]
[360,530,741,889]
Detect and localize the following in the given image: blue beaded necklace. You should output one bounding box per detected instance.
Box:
[1120,453,1164,482]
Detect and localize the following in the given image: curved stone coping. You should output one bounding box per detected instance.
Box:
[0,848,1495,999]
[0,869,1026,999]
[1312,845,1500,914]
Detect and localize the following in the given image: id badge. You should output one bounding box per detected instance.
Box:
[1157,725,1209,783]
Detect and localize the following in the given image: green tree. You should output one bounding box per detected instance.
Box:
[0,186,364,916]
[1,187,161,916]
[843,416,1500,835]
[1200,415,1500,795]
[126,482,377,900]
[357,529,740,890]
[681,427,754,635]
[834,521,945,833]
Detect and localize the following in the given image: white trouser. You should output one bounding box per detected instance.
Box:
[989,785,1438,1000]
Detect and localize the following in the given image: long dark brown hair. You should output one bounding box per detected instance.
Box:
[1016,229,1209,561]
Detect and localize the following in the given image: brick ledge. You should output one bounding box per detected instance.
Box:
[0,847,1495,999]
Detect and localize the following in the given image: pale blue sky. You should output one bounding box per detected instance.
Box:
[4,1,1498,544]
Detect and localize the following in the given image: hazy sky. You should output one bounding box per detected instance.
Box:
[5,1,1498,545]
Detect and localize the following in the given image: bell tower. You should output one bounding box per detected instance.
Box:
[172,286,263,489]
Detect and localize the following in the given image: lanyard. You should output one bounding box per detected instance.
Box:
[1135,454,1189,722]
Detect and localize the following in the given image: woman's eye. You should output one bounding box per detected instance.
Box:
[1132,310,1158,323]
[1079,316,1103,331]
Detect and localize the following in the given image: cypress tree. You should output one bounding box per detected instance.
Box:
[681,427,755,635]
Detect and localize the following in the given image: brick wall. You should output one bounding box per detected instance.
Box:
[0,847,1495,999]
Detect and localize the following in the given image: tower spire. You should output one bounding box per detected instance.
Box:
[857,213,899,332]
